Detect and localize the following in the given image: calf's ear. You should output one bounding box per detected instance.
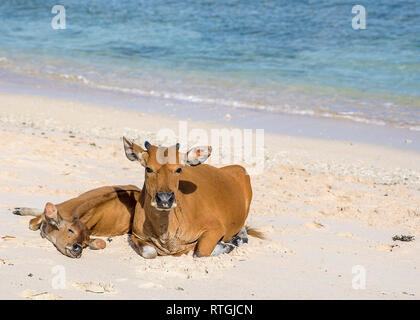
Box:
[88,238,106,250]
[183,146,212,166]
[122,137,147,165]
[44,203,63,227]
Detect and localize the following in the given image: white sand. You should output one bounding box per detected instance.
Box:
[0,93,419,299]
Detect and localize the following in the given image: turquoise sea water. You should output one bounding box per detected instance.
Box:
[0,0,419,129]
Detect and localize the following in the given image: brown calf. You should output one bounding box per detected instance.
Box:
[123,137,263,259]
[13,185,141,258]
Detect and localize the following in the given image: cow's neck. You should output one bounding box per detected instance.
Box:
[146,207,171,236]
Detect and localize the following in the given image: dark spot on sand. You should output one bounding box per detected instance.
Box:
[392,235,415,242]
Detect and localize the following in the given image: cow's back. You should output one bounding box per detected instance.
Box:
[220,165,252,215]
[56,185,141,236]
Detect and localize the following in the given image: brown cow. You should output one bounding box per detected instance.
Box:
[122,137,263,259]
[13,185,141,258]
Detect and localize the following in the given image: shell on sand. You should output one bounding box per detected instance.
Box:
[73,281,115,294]
[20,290,58,300]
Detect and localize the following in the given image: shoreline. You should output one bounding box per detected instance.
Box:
[0,67,419,152]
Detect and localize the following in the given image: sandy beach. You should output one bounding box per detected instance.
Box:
[0,92,419,299]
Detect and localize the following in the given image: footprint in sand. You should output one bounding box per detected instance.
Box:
[20,290,59,300]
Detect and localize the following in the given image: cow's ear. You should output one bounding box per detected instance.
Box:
[44,203,63,227]
[88,238,106,250]
[123,137,147,165]
[183,146,212,166]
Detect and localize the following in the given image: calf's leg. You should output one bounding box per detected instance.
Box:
[29,216,43,231]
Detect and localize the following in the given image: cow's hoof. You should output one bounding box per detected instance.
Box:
[141,245,157,259]
[211,242,236,256]
[230,235,241,247]
[13,208,22,215]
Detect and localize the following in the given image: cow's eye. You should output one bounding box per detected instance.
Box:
[68,229,74,234]
[145,167,153,173]
[175,168,182,174]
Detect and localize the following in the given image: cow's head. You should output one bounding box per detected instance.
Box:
[40,203,106,258]
[123,137,211,211]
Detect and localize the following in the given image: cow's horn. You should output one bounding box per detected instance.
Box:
[144,141,151,150]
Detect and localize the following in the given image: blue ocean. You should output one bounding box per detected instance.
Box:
[0,0,419,130]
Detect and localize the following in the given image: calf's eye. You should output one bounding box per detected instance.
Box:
[145,167,153,173]
[68,229,74,234]
[175,168,182,174]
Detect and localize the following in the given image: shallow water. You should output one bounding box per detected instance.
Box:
[0,0,419,129]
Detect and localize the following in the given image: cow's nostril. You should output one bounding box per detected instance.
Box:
[72,243,82,253]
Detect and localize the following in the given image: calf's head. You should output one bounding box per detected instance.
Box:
[40,203,106,258]
[123,137,211,211]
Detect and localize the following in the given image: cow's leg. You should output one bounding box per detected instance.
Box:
[131,235,157,259]
[29,216,43,231]
[205,226,249,256]
[229,226,248,247]
[211,241,236,256]
[194,230,228,257]
[13,207,42,217]
[88,238,107,250]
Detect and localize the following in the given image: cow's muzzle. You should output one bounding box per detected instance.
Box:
[155,192,175,210]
